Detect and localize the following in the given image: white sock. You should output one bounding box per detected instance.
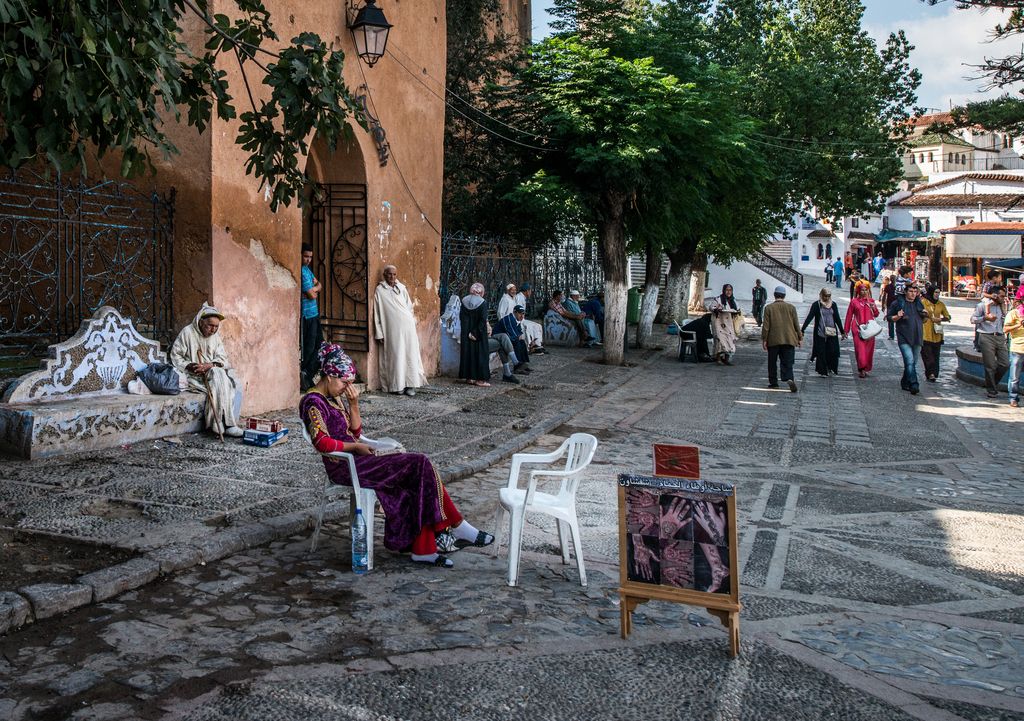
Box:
[411,553,440,563]
[452,520,480,543]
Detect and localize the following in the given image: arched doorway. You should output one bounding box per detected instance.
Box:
[304,135,369,354]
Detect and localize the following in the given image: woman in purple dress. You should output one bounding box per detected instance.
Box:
[300,343,493,567]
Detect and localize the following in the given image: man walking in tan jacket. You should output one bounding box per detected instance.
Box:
[761,285,803,392]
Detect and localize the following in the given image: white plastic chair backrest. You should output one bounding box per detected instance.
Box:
[553,433,598,500]
[301,421,358,485]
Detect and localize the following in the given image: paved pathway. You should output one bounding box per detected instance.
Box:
[1,279,1023,721]
[0,347,632,557]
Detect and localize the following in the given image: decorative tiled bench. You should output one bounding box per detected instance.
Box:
[543,311,579,347]
[0,307,206,459]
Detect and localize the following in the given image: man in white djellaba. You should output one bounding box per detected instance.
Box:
[373,265,428,396]
[170,303,244,439]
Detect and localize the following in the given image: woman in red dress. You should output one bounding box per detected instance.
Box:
[845,280,880,378]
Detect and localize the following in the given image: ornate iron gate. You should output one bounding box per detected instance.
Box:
[439,231,603,320]
[308,184,369,352]
[0,169,175,380]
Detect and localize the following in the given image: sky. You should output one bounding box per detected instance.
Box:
[530,0,1021,111]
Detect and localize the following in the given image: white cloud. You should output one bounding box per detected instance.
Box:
[867,6,1023,110]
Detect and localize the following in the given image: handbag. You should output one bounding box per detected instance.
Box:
[932,321,944,336]
[824,325,838,337]
[859,319,883,340]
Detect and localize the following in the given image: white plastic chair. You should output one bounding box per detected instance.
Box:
[301,424,380,568]
[492,433,599,587]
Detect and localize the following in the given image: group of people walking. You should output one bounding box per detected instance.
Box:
[752,273,953,395]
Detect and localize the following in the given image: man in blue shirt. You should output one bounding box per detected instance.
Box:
[832,257,844,289]
[300,244,323,389]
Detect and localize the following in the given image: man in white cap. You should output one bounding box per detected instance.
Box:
[498,283,518,320]
[760,285,802,392]
[565,289,601,346]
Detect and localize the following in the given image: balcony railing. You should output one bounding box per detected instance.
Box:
[747,249,804,293]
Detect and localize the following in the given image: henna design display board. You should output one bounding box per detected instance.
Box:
[618,473,741,657]
[653,444,700,479]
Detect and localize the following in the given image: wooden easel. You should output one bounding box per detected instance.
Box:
[618,488,741,657]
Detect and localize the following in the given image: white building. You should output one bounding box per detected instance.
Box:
[887,172,1024,230]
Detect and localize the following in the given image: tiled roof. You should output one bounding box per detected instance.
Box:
[938,221,1024,233]
[911,173,1024,193]
[889,193,1024,209]
[848,231,877,240]
[806,229,835,238]
[908,132,974,149]
[909,112,953,128]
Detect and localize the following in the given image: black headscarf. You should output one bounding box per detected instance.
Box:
[719,284,738,311]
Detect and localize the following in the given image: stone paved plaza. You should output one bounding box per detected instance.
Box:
[1,280,1023,721]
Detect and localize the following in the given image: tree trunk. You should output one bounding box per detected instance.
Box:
[662,239,699,325]
[598,191,629,365]
[635,239,662,348]
[688,252,709,314]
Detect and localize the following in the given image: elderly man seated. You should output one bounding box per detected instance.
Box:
[514,283,546,354]
[170,303,244,439]
[565,290,602,347]
[493,304,532,376]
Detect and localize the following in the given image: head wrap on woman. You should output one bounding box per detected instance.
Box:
[855,279,871,296]
[1016,285,1024,303]
[318,342,356,380]
[719,284,738,310]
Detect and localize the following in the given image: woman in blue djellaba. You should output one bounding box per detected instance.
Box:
[300,343,493,568]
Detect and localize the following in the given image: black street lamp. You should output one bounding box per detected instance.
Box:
[349,0,392,68]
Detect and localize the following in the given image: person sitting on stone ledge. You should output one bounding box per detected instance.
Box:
[301,343,493,567]
[566,290,602,346]
[170,303,244,439]
[548,289,594,347]
[493,304,532,376]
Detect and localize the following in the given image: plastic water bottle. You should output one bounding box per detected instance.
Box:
[351,508,369,575]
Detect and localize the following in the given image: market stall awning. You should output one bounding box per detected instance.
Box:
[938,222,1024,259]
[875,229,939,244]
[982,257,1024,271]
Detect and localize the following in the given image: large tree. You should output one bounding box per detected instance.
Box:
[0,0,363,210]
[650,0,920,324]
[506,38,764,363]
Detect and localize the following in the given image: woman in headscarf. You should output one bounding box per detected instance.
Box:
[878,275,896,339]
[459,282,491,386]
[707,284,740,365]
[301,343,493,567]
[802,287,846,376]
[170,302,243,439]
[844,280,880,378]
[921,284,952,382]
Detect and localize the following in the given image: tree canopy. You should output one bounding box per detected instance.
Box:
[0,0,363,209]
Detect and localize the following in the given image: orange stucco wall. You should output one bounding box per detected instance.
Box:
[152,0,445,414]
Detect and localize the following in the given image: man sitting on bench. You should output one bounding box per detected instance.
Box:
[170,303,244,439]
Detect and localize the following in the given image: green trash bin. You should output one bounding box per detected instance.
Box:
[627,287,641,324]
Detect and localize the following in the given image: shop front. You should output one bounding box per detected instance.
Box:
[939,223,1024,297]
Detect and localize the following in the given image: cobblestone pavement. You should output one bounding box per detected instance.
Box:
[1,279,1023,721]
[0,347,633,555]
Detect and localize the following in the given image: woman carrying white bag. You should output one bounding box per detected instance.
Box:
[921,284,952,382]
[844,280,881,378]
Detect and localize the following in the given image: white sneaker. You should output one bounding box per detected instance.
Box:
[404,388,417,397]
[223,426,244,438]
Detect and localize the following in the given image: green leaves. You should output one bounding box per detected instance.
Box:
[0,0,359,210]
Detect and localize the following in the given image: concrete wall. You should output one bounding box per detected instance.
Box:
[143,0,446,414]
